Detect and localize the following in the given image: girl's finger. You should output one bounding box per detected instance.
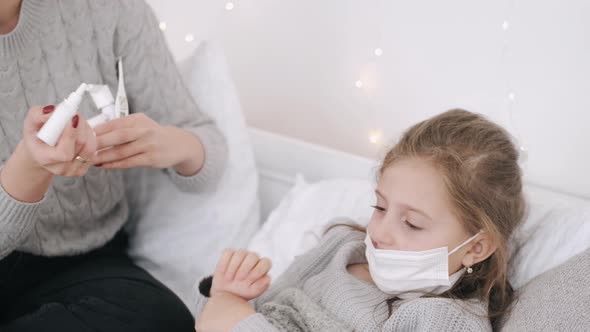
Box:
[225,249,248,281]
[214,249,235,279]
[236,252,260,281]
[250,275,271,293]
[247,258,272,283]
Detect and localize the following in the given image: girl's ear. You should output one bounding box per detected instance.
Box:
[461,232,497,268]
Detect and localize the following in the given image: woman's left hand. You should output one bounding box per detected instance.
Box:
[93,113,205,176]
[196,292,256,332]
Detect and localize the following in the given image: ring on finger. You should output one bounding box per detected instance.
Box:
[74,155,89,164]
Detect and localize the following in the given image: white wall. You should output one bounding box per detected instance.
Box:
[146,0,590,198]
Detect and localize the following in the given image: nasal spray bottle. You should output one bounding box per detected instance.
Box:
[36,83,87,146]
[36,58,128,146]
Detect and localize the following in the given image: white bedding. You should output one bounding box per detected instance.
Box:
[126,43,590,316]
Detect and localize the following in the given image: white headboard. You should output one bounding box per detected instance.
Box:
[249,128,590,220]
[249,128,378,218]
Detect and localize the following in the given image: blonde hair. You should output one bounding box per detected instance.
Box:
[380,109,525,328]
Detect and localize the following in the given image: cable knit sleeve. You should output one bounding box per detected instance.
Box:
[0,166,45,259]
[231,314,279,332]
[254,222,363,307]
[113,0,228,193]
[383,298,492,331]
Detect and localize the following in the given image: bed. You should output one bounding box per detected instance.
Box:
[124,41,590,330]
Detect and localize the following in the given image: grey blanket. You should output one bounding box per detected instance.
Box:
[258,288,353,332]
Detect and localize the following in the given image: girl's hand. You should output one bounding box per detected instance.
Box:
[93,113,204,175]
[210,249,272,301]
[23,105,97,177]
[196,292,256,332]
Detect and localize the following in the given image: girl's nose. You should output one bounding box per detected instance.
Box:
[371,223,396,249]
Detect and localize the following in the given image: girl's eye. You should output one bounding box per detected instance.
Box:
[370,205,386,212]
[404,220,422,230]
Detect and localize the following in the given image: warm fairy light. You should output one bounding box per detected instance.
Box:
[185,34,195,43]
[369,130,382,144]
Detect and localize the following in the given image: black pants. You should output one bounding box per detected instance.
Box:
[0,231,194,332]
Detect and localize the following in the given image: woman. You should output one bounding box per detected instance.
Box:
[0,0,227,331]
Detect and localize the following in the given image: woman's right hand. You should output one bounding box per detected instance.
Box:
[22,105,97,177]
[210,249,272,301]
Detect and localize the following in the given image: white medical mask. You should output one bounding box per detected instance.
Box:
[365,231,482,296]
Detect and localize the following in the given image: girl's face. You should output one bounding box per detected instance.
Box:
[367,157,474,274]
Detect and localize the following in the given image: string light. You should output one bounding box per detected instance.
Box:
[184,34,195,43]
[159,2,527,158]
[502,21,510,31]
[501,0,526,163]
[369,130,382,144]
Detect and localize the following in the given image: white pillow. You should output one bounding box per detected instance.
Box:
[248,174,374,279]
[508,186,590,289]
[250,176,590,288]
[125,41,260,316]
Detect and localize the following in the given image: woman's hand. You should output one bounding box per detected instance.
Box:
[211,249,272,301]
[92,113,205,176]
[22,105,97,177]
[196,292,256,332]
[0,105,96,203]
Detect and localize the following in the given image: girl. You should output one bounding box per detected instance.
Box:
[195,109,525,331]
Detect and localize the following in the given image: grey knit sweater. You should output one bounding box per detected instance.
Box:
[0,0,227,259]
[193,226,492,331]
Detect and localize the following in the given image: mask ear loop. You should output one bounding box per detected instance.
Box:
[448,230,484,274]
[448,230,484,256]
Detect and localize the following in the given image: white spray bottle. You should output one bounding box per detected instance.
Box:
[86,58,128,128]
[86,84,115,128]
[37,83,87,146]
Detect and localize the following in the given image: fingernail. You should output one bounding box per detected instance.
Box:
[94,163,103,167]
[72,115,79,128]
[42,105,55,114]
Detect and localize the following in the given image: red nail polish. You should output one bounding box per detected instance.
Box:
[42,105,55,114]
[95,163,103,167]
[72,115,79,128]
